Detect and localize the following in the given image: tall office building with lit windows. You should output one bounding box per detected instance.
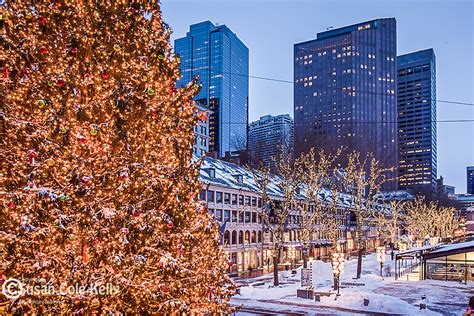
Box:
[467,166,474,194]
[175,21,249,158]
[294,19,398,190]
[397,49,437,196]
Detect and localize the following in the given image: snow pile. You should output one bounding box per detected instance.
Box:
[233,252,471,315]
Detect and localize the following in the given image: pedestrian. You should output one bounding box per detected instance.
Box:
[391,249,394,261]
[465,296,474,316]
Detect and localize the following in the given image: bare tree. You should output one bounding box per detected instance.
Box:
[296,148,343,269]
[342,151,394,279]
[405,196,458,243]
[372,200,404,248]
[251,151,301,286]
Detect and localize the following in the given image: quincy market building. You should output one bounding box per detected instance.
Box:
[197,156,383,277]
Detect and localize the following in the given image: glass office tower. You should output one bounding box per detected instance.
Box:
[294,19,398,190]
[467,166,474,194]
[248,114,294,172]
[397,49,437,196]
[175,21,249,157]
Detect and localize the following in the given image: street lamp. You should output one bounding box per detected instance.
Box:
[376,246,385,277]
[331,251,345,297]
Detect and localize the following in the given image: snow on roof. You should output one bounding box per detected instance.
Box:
[375,190,414,201]
[197,156,370,209]
[428,240,474,255]
[397,244,442,256]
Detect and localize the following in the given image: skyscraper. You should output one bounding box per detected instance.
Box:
[294,19,398,189]
[175,21,249,158]
[467,166,474,194]
[248,114,294,171]
[397,49,437,196]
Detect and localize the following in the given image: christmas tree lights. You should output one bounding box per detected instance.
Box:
[0,0,234,313]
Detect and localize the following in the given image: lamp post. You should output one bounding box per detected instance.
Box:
[376,246,385,277]
[331,251,345,297]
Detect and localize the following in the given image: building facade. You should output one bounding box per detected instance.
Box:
[467,166,474,194]
[397,49,437,196]
[248,114,294,172]
[294,19,398,190]
[193,103,210,157]
[198,156,382,276]
[175,21,249,158]
[436,176,455,197]
[451,194,474,216]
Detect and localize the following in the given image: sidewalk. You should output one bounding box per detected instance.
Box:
[232,297,397,315]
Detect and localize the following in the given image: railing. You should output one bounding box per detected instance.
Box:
[396,261,421,280]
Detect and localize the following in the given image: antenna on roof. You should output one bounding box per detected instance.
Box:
[327,26,334,31]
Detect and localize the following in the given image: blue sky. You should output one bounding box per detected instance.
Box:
[161,0,474,193]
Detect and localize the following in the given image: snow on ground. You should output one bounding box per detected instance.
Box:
[232,253,473,315]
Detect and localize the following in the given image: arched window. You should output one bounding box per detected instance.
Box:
[245,230,250,244]
[251,231,256,244]
[258,231,262,243]
[231,231,237,245]
[239,231,244,244]
[224,231,230,245]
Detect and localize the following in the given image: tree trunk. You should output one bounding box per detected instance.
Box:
[333,276,338,290]
[303,244,308,268]
[356,248,363,279]
[356,219,364,279]
[273,255,279,286]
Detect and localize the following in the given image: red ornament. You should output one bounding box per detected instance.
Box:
[38,17,46,25]
[93,238,99,246]
[57,79,66,87]
[70,47,78,53]
[8,201,15,209]
[114,268,120,274]
[27,149,38,163]
[100,72,109,79]
[77,135,87,143]
[228,261,233,267]
[1,67,11,78]
[160,284,168,293]
[167,222,174,228]
[200,112,207,122]
[82,176,91,185]
[150,108,158,116]
[133,210,141,217]
[54,2,62,9]
[40,47,48,55]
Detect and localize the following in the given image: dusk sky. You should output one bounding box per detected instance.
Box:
[162,0,474,193]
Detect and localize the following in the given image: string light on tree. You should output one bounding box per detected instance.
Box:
[0,0,234,314]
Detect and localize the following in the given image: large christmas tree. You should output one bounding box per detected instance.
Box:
[0,0,234,314]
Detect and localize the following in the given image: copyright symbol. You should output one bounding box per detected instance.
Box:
[1,278,24,299]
